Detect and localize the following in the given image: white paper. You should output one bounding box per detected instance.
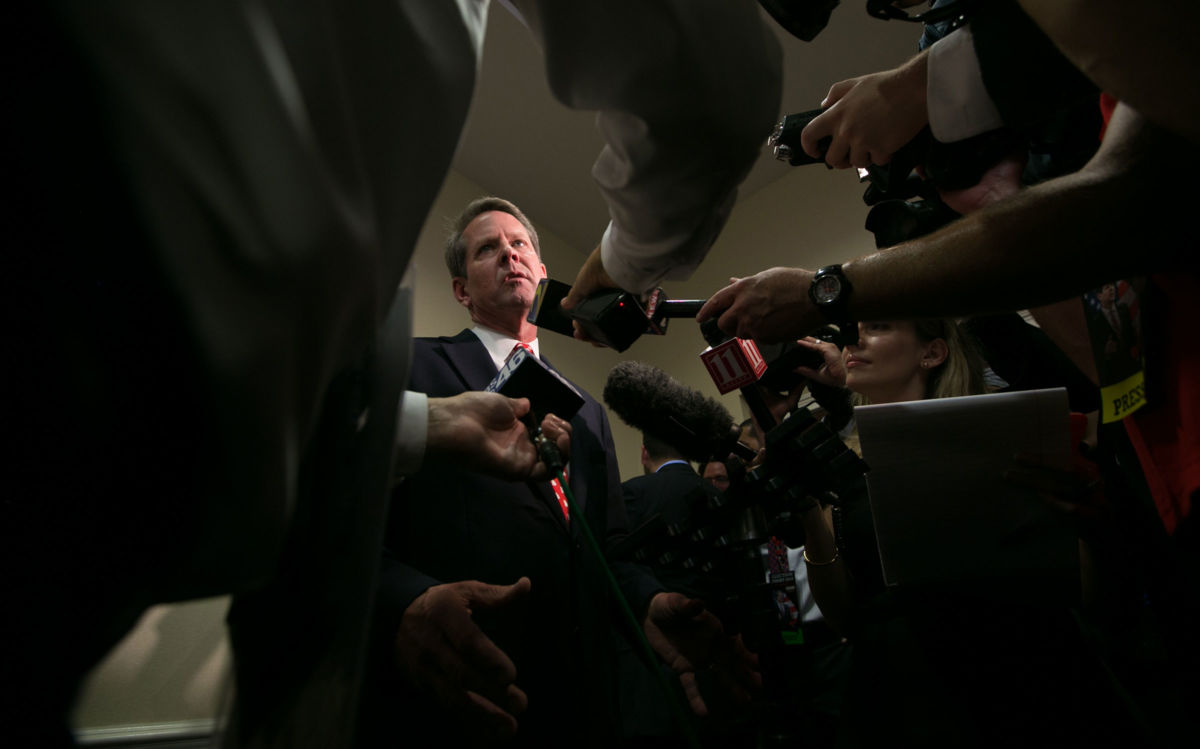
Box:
[854,388,1079,592]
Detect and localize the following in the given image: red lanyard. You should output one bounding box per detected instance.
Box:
[550,471,570,524]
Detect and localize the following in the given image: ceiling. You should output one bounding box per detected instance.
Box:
[452,3,922,255]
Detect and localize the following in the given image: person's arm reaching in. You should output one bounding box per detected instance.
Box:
[394,391,571,481]
[699,104,1195,342]
[505,1,781,309]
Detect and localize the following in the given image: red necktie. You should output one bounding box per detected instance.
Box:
[509,342,570,524]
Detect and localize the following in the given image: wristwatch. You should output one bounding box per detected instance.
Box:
[808,265,852,322]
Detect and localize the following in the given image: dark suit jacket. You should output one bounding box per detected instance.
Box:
[360,330,660,748]
[622,463,724,602]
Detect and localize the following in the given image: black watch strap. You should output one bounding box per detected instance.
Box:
[809,264,852,323]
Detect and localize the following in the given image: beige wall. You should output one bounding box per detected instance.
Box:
[71,162,879,736]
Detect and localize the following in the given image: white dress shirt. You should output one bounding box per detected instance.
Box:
[927,25,1006,142]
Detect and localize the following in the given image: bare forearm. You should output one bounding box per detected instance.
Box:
[699,105,1194,345]
[843,105,1191,321]
[799,505,854,637]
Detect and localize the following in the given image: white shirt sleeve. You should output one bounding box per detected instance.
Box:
[393,390,428,478]
[926,24,1006,143]
[512,1,783,293]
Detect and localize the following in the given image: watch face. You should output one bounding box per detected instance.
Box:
[813,275,842,305]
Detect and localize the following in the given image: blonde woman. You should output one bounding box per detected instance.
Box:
[790,319,1129,747]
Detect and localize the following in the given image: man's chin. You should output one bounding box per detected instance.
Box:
[493,290,535,310]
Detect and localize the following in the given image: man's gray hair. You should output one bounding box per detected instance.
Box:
[444,196,541,278]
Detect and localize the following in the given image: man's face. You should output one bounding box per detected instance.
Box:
[453,211,546,329]
[703,461,730,492]
[1099,284,1116,307]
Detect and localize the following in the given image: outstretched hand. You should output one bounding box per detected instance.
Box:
[697,268,820,343]
[643,592,761,717]
[427,392,571,481]
[394,578,532,743]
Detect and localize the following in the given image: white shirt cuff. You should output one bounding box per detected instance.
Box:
[393,390,428,477]
[599,222,667,295]
[926,25,1005,143]
[599,186,733,297]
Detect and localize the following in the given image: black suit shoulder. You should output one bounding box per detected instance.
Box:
[408,330,489,396]
[622,464,718,530]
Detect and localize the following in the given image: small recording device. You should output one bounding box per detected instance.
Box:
[756,326,842,393]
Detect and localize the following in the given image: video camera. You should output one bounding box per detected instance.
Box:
[769,107,1025,246]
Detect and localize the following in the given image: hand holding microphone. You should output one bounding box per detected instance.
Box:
[530,278,706,352]
[425,392,569,482]
[485,344,585,472]
[559,243,618,344]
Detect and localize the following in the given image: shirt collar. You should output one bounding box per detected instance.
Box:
[655,459,690,473]
[472,325,540,372]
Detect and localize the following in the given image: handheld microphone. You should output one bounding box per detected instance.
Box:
[603,360,753,464]
[486,346,585,423]
[697,319,780,433]
[528,278,705,352]
[486,347,584,472]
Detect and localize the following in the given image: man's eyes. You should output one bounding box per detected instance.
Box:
[474,239,532,256]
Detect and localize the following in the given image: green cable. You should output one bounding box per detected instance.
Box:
[556,468,703,749]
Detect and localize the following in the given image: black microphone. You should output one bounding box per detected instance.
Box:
[603,360,753,464]
[486,346,584,472]
[528,278,705,352]
[486,346,585,423]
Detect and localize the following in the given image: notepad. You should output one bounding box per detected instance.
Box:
[854,388,1079,596]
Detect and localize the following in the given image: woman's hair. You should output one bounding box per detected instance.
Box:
[914,318,987,400]
[850,318,987,406]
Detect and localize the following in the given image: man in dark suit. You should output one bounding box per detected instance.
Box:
[624,434,724,601]
[359,197,753,747]
[621,430,769,748]
[11,3,782,746]
[1088,282,1140,383]
[619,432,737,747]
